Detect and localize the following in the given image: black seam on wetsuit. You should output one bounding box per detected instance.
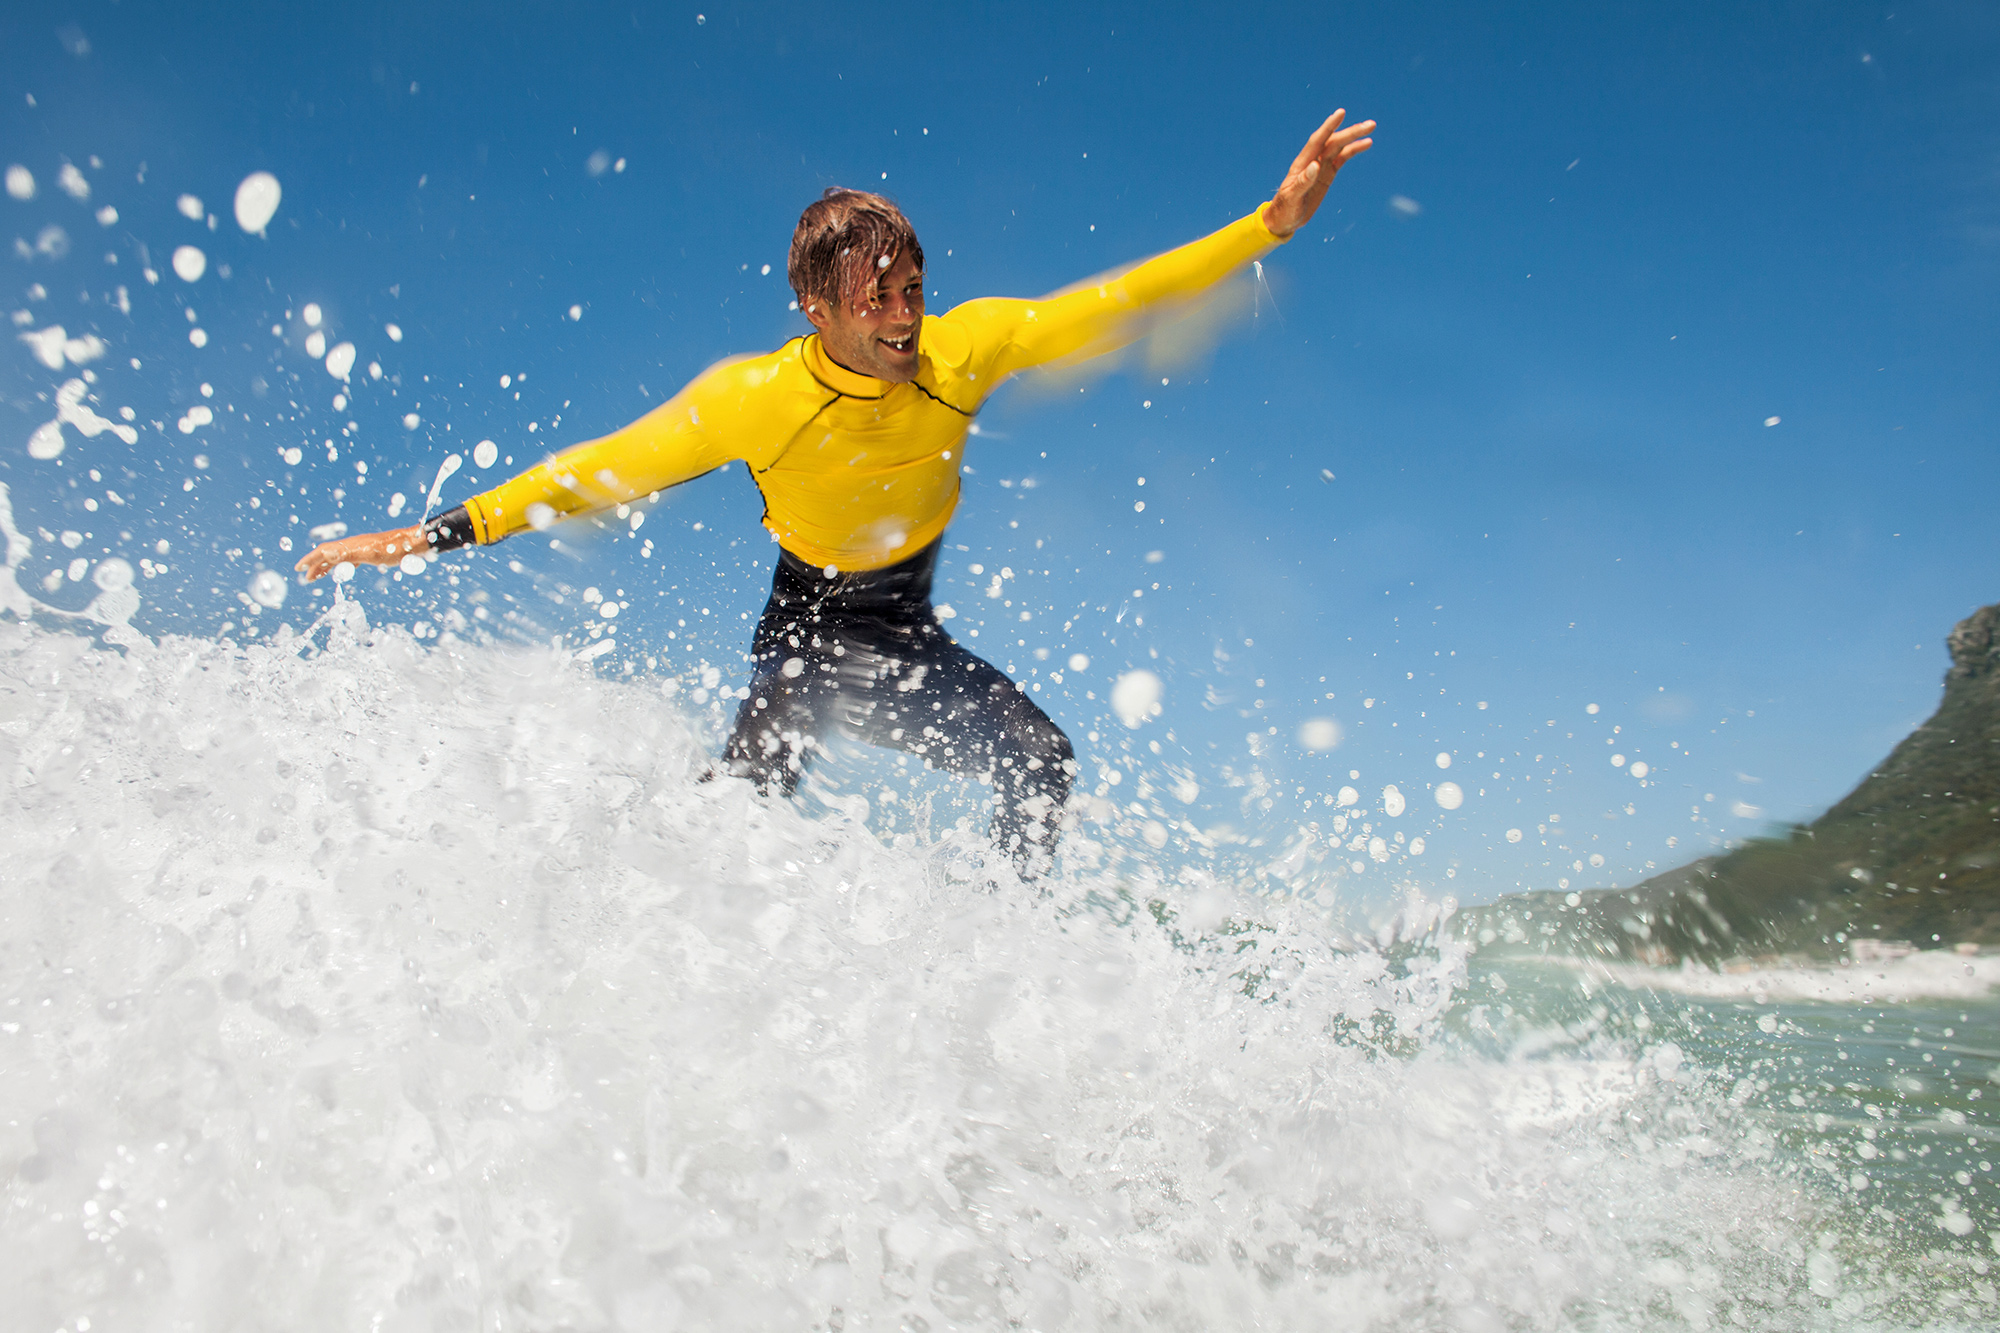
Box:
[756,338,849,477]
[422,505,477,552]
[910,381,974,418]
[755,393,843,478]
[798,333,972,416]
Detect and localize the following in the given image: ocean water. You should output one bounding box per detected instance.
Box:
[2,614,1994,1331]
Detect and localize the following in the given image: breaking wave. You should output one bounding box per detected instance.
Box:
[0,614,1987,1330]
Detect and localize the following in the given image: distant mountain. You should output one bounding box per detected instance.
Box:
[1460,602,2000,964]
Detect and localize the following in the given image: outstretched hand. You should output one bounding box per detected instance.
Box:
[1265,110,1376,240]
[295,524,427,581]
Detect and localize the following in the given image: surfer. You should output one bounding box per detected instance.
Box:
[297,110,1375,871]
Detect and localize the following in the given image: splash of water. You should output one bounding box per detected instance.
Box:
[423,453,463,524]
[0,483,143,630]
[1,611,1980,1330]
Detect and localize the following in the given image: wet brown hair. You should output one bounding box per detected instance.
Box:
[788,188,924,312]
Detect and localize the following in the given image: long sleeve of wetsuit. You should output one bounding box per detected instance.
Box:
[938,205,1285,397]
[459,350,817,544]
[456,205,1284,553]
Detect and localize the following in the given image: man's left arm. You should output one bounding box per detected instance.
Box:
[957,110,1375,383]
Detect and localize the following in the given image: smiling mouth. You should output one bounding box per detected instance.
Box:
[880,332,915,355]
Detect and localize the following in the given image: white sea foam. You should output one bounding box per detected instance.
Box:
[0,616,1895,1330]
[1592,951,2000,1004]
[171,245,206,282]
[0,485,141,624]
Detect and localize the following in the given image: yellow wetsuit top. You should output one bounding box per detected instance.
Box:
[461,205,1285,571]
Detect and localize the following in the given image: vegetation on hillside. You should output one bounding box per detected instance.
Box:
[1459,603,2000,964]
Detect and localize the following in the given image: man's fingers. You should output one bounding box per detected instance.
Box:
[294,539,362,581]
[1287,111,1343,175]
[1315,124,1375,179]
[1308,109,1345,153]
[1270,109,1373,238]
[1297,115,1375,183]
[1324,119,1377,154]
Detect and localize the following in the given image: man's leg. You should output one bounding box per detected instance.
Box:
[724,574,838,794]
[724,663,828,796]
[835,629,1075,870]
[721,549,1074,870]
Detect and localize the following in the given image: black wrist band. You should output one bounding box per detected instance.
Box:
[422,505,478,553]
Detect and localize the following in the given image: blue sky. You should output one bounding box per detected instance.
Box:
[3,0,1996,902]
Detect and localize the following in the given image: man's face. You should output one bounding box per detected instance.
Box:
[804,249,925,383]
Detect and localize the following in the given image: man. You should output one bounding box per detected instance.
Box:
[297,111,1376,872]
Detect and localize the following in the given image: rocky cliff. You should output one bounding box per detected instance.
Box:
[1462,602,2000,962]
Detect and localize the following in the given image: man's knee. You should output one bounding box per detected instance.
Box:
[1013,706,1072,774]
[995,709,1072,802]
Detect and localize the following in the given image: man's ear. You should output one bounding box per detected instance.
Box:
[801,293,833,331]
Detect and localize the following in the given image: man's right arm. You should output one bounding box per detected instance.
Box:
[457,357,767,545]
[296,352,777,580]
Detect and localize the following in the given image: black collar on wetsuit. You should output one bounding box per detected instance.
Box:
[803,334,974,417]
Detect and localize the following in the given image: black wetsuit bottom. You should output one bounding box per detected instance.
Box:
[724,540,1075,869]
